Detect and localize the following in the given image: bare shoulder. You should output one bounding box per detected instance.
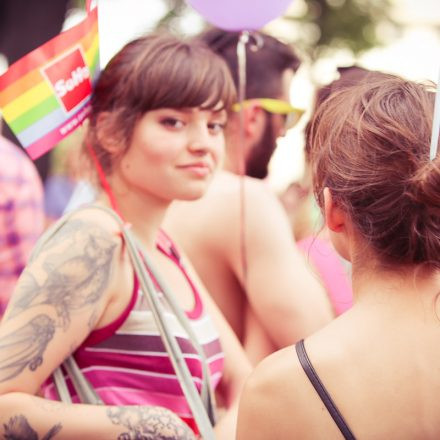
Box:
[0,206,127,395]
[4,205,125,331]
[25,206,124,274]
[164,172,245,247]
[237,346,312,440]
[63,204,125,234]
[205,173,291,236]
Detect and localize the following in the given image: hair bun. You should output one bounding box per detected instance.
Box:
[309,74,440,267]
[408,159,440,210]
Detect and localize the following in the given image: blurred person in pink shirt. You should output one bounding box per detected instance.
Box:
[0,129,44,316]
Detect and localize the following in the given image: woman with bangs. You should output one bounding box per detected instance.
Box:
[0,33,250,439]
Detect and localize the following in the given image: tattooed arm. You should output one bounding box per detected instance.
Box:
[0,393,196,439]
[0,210,196,437]
[0,211,123,394]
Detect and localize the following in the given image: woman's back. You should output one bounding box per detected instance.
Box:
[240,288,440,439]
[237,74,440,439]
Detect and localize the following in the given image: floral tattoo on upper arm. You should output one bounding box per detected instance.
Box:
[0,219,118,382]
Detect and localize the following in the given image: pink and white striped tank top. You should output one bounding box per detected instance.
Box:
[42,230,224,434]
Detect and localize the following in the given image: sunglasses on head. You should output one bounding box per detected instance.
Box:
[232,98,305,130]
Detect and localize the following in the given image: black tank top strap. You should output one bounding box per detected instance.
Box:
[295,340,356,440]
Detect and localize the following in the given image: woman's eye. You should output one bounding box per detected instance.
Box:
[161,118,184,129]
[208,122,226,134]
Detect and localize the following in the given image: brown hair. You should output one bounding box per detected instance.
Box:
[315,66,379,111]
[85,32,237,174]
[307,73,440,268]
[198,28,300,99]
[305,66,379,162]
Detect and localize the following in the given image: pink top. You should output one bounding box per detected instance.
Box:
[0,137,44,314]
[297,236,353,315]
[42,230,224,435]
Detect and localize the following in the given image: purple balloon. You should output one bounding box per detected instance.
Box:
[187,0,293,31]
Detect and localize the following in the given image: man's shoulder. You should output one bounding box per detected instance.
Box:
[170,172,286,229]
[165,171,287,239]
[208,171,274,199]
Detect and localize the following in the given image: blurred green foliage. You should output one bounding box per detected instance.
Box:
[155,0,395,61]
[73,0,396,62]
[288,0,395,60]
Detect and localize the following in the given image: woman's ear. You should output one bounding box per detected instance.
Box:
[323,187,346,232]
[96,111,123,155]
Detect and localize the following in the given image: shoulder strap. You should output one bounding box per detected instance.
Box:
[133,234,216,424]
[156,228,181,261]
[295,340,356,440]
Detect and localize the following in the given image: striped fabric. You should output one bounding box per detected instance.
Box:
[43,231,224,434]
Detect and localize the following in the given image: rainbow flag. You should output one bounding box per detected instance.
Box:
[0,5,99,160]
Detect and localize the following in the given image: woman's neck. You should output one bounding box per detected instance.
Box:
[97,184,170,252]
[351,261,440,319]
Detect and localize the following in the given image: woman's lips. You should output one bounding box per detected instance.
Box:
[178,162,213,177]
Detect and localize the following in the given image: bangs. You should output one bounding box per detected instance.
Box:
[132,39,237,113]
[177,52,237,111]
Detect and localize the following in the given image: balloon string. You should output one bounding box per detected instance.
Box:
[86,0,96,13]
[86,141,124,220]
[429,67,440,160]
[237,31,249,286]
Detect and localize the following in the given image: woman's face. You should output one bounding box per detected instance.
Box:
[113,106,227,203]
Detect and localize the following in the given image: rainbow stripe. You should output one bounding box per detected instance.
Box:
[0,7,100,159]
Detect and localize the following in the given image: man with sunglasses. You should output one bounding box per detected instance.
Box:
[164,28,334,364]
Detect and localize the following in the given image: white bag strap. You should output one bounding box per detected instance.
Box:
[133,235,217,425]
[54,356,104,405]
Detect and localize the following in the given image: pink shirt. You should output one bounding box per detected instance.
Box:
[0,136,44,314]
[297,236,353,315]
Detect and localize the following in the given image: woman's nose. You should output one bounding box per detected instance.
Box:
[188,125,213,154]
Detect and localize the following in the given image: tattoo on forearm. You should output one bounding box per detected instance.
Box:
[7,220,117,329]
[107,406,195,440]
[33,398,64,414]
[2,415,62,440]
[0,315,55,382]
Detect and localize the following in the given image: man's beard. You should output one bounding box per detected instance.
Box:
[245,115,277,179]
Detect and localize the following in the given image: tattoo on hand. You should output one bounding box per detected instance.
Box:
[7,220,117,329]
[0,315,55,382]
[2,414,62,440]
[107,406,196,440]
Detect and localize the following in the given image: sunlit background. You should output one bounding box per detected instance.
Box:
[96,0,440,192]
[1,0,439,194]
